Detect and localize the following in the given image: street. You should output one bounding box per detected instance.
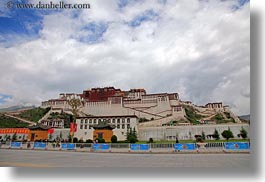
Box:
[0,149,250,168]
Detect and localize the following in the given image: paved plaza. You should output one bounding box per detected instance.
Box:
[0,149,250,168]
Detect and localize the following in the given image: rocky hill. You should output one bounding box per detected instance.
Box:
[139,102,242,127]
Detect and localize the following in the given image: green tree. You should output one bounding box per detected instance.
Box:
[85,139,93,143]
[4,134,8,141]
[96,138,105,143]
[126,127,138,143]
[12,133,17,141]
[111,135,118,143]
[6,135,11,141]
[78,139,84,143]
[240,127,248,139]
[213,129,220,140]
[73,137,78,143]
[22,135,26,141]
[201,131,206,141]
[49,134,53,141]
[221,128,234,140]
[59,131,63,141]
[148,138,154,143]
[68,132,72,142]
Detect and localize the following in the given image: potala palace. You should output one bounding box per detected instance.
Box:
[40,87,249,141]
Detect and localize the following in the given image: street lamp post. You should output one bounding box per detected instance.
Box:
[67,94,83,143]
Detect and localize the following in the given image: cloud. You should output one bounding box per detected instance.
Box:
[0,0,250,115]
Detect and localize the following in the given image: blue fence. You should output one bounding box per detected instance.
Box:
[61,143,75,150]
[130,144,150,151]
[92,144,110,150]
[33,142,47,149]
[10,142,22,148]
[224,142,250,150]
[173,143,196,151]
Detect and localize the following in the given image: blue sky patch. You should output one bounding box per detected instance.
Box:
[128,9,159,27]
[77,22,108,44]
[0,0,61,46]
[231,0,249,11]
[0,93,12,104]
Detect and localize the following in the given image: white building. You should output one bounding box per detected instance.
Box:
[75,115,139,141]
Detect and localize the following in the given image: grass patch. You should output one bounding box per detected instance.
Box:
[18,107,50,122]
[0,114,29,128]
[183,105,203,124]
[136,139,250,144]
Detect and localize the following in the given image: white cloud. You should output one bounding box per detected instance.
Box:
[0,0,250,115]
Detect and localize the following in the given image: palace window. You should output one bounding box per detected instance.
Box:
[117,119,120,123]
[93,119,97,124]
[122,118,125,123]
[122,124,125,129]
[84,125,87,129]
[85,119,88,124]
[80,125,83,129]
[127,124,130,129]
[127,118,130,123]
[81,120,83,124]
[89,119,92,124]
[117,124,120,129]
[112,119,115,123]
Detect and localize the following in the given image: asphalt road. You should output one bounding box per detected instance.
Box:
[0,149,250,168]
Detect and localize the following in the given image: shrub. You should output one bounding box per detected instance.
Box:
[126,127,138,143]
[73,137,78,143]
[139,118,148,123]
[148,138,154,143]
[221,128,234,140]
[213,129,220,140]
[96,138,105,143]
[196,137,203,143]
[85,139,93,143]
[214,113,224,121]
[127,135,138,143]
[239,127,248,139]
[111,135,118,143]
[78,139,84,143]
[201,131,206,141]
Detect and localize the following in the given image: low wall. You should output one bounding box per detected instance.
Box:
[139,123,249,141]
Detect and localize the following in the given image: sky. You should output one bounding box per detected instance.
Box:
[0,0,250,115]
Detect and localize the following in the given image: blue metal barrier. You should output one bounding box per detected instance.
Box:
[130,144,150,151]
[33,142,47,149]
[173,143,196,151]
[224,142,250,150]
[61,143,75,150]
[92,144,110,150]
[10,142,22,148]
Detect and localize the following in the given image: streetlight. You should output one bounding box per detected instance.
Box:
[67,94,84,143]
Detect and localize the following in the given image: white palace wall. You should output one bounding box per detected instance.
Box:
[139,123,249,141]
[82,99,178,120]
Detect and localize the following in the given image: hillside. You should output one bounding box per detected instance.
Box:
[0,114,30,128]
[239,114,250,123]
[0,105,35,112]
[140,103,242,127]
[17,107,51,122]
